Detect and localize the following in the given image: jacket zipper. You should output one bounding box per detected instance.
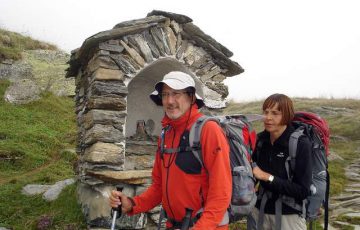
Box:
[165,126,176,220]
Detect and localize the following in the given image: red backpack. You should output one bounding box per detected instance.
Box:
[293,111,330,155]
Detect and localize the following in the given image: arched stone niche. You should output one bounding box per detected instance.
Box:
[126,58,204,138]
[67,10,243,229]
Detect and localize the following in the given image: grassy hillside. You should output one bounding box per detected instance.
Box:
[0,79,85,229]
[0,28,58,62]
[1,76,359,229]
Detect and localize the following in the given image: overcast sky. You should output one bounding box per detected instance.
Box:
[1,0,359,102]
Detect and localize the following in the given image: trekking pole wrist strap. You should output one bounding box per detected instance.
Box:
[127,197,135,212]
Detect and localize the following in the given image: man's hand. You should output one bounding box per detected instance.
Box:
[109,190,133,214]
[252,166,272,182]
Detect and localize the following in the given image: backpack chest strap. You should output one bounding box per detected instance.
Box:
[161,146,193,154]
[160,125,193,157]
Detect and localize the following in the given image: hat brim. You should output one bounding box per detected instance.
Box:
[150,90,205,108]
[154,79,190,92]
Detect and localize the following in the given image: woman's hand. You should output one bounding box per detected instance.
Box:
[252,166,272,182]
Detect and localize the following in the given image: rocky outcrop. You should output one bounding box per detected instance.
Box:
[330,158,360,229]
[1,50,75,104]
[4,78,41,104]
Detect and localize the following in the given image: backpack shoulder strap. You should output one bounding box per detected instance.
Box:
[287,127,305,178]
[189,115,220,168]
[160,125,171,159]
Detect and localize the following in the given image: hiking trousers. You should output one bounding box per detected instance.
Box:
[247,207,306,230]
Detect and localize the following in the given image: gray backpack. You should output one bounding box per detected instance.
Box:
[189,115,257,222]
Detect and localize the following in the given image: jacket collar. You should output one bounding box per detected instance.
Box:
[262,125,295,148]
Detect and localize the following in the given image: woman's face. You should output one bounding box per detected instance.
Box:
[263,103,286,134]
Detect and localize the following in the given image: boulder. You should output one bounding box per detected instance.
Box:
[21,184,52,196]
[4,79,41,104]
[42,178,75,201]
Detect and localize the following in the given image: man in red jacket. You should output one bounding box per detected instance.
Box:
[109,71,232,229]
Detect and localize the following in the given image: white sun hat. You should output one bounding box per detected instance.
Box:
[149,71,205,108]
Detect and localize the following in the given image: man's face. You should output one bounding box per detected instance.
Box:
[263,103,285,133]
[161,84,193,120]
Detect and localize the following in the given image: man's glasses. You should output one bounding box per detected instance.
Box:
[160,91,189,99]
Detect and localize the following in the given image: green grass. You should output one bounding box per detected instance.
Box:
[1,183,86,230]
[0,80,85,229]
[0,87,76,175]
[0,28,58,62]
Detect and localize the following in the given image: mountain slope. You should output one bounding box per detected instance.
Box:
[0,28,57,62]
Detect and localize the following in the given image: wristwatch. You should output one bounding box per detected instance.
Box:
[268,175,274,183]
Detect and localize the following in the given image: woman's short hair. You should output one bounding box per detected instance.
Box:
[262,93,294,125]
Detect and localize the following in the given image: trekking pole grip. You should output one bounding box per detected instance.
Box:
[113,186,123,213]
[110,186,123,230]
[180,208,193,230]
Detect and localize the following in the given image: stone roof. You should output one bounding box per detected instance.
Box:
[66,10,243,78]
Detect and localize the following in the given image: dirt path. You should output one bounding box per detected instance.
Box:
[0,154,60,185]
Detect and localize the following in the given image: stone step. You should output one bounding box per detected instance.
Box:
[87,169,152,184]
[345,171,360,181]
[330,207,357,218]
[332,221,360,230]
[329,197,360,210]
[345,188,360,193]
[343,212,360,218]
[332,193,360,201]
[348,183,360,188]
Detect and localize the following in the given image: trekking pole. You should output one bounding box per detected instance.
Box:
[180,208,193,230]
[110,186,123,230]
[157,206,165,230]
